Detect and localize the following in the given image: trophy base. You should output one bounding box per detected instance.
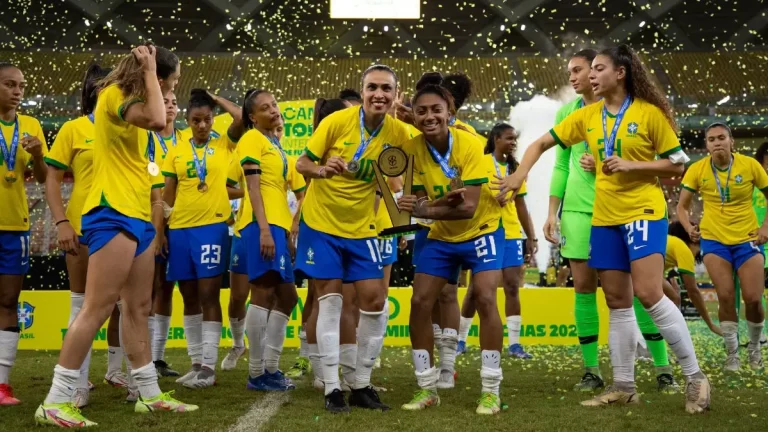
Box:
[378,224,423,238]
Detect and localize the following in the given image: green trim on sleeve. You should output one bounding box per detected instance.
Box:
[412,185,426,192]
[464,177,488,186]
[293,185,307,194]
[117,98,142,121]
[550,129,567,149]
[517,192,527,197]
[760,185,768,192]
[659,145,682,159]
[305,148,320,162]
[240,156,260,166]
[681,184,696,192]
[151,183,165,189]
[161,170,177,178]
[43,157,68,170]
[227,179,237,187]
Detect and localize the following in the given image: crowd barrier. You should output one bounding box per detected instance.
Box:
[17,287,716,350]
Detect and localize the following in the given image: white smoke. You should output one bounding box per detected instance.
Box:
[508,88,576,274]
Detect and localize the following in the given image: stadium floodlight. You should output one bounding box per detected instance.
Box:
[330,0,420,19]
[717,96,731,105]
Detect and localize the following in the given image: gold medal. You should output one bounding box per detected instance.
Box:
[601,164,613,176]
[198,182,209,193]
[347,160,360,173]
[147,162,160,176]
[4,171,17,183]
[450,176,464,190]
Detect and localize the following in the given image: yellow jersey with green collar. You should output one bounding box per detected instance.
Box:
[484,154,527,240]
[150,130,180,190]
[549,98,681,226]
[302,106,411,239]
[681,153,768,245]
[665,235,695,275]
[286,155,306,194]
[162,133,237,229]
[226,151,245,237]
[0,114,47,231]
[236,129,296,232]
[408,128,496,243]
[45,116,94,235]
[83,84,154,221]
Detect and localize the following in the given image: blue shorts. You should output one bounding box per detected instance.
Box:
[416,227,505,284]
[503,239,524,268]
[242,223,294,283]
[379,237,398,266]
[230,234,248,275]
[0,231,30,275]
[414,229,429,265]
[82,207,155,257]
[701,239,764,271]
[166,222,229,281]
[295,221,383,283]
[588,218,668,272]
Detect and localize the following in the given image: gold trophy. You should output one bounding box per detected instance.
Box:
[371,146,422,237]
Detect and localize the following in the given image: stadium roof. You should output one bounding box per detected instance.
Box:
[3,0,768,56]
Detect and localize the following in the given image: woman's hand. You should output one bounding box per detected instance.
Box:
[132,44,156,73]
[57,221,80,256]
[260,228,276,260]
[492,173,524,199]
[543,214,559,245]
[579,153,596,172]
[602,155,635,173]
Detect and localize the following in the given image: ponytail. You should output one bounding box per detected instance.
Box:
[81,64,111,115]
[242,88,266,130]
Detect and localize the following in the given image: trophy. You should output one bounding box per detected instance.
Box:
[371,146,422,237]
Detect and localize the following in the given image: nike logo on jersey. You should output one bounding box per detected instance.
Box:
[85,139,94,143]
[343,141,357,146]
[587,128,595,132]
[207,265,217,269]
[633,245,646,250]
[483,258,496,263]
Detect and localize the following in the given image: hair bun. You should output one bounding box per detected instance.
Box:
[416,72,443,90]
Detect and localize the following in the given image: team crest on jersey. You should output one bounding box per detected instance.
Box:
[383,143,392,149]
[627,122,639,137]
[207,147,215,155]
[735,174,743,184]
[306,248,315,264]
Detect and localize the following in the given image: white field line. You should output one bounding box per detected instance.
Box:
[228,392,289,432]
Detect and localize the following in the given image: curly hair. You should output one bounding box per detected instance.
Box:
[600,45,677,132]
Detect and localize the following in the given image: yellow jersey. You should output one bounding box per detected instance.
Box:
[302,106,411,238]
[484,154,527,239]
[549,98,681,226]
[83,84,155,221]
[681,153,768,245]
[226,152,246,237]
[0,114,47,231]
[408,128,498,243]
[45,116,94,235]
[286,155,306,195]
[162,133,237,229]
[180,113,231,143]
[150,130,180,190]
[236,129,298,233]
[665,235,695,275]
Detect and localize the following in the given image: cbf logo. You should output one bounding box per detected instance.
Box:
[17,301,35,331]
[627,122,639,137]
[232,254,240,267]
[207,147,215,156]
[306,248,315,265]
[280,255,286,270]
[735,174,743,184]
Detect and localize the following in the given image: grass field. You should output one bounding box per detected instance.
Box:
[4,320,768,431]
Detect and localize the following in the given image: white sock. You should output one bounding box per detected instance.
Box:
[439,328,458,375]
[68,293,91,389]
[459,316,472,342]
[107,346,123,376]
[506,315,522,346]
[354,308,387,389]
[230,317,246,349]
[45,365,79,404]
[340,344,357,386]
[202,321,222,371]
[183,313,204,365]
[309,343,323,381]
[317,294,342,395]
[132,362,161,399]
[152,314,171,362]
[412,349,437,391]
[265,311,289,374]
[747,320,765,349]
[299,329,309,358]
[480,350,503,396]
[609,307,637,387]
[147,315,156,356]
[722,321,739,355]
[646,297,701,377]
[0,330,19,384]
[246,305,269,378]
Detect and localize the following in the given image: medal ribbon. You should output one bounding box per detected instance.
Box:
[426,130,457,180]
[710,155,734,207]
[0,118,20,173]
[354,107,384,165]
[87,113,94,124]
[268,135,288,180]
[190,136,211,185]
[601,95,631,158]
[448,116,456,126]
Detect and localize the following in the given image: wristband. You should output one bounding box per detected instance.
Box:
[55,219,70,226]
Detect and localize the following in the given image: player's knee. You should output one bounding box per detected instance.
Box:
[473,287,497,313]
[438,288,456,305]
